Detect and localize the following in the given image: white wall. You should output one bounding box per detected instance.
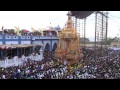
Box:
[0,41,2,45]
[0,36,2,39]
[32,41,42,45]
[6,41,18,44]
[21,41,31,44]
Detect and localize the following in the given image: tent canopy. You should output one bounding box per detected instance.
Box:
[70,11,94,19]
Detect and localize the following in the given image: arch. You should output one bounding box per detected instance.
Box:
[34,45,41,53]
[52,40,58,49]
[44,43,50,52]
[52,43,57,52]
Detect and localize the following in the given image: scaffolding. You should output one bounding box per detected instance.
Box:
[95,11,109,58]
[72,17,86,48]
[79,18,86,48]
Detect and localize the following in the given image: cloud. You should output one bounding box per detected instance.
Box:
[0,11,68,30]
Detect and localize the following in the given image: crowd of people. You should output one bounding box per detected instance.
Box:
[0,48,120,79]
[0,52,67,79]
[64,48,120,79]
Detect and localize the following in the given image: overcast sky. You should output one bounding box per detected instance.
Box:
[0,11,120,41]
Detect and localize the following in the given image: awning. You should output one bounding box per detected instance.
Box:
[0,44,41,49]
[70,11,94,19]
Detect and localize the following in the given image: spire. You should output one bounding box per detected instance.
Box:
[66,16,73,28]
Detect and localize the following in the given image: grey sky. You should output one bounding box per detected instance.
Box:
[0,11,120,41]
[86,11,120,41]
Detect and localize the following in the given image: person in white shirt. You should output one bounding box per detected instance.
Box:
[67,76,69,79]
[18,69,21,73]
[22,55,26,61]
[41,64,44,70]
[2,75,5,79]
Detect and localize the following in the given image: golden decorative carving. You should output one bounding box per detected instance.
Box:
[54,15,83,65]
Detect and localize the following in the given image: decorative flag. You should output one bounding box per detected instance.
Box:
[1,26,4,30]
[14,26,20,36]
[24,29,28,33]
[17,27,20,36]
[39,28,43,36]
[1,26,4,35]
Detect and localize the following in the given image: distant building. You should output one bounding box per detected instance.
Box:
[111,41,120,47]
[80,38,90,43]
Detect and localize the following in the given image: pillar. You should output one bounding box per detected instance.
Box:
[1,50,3,58]
[18,36,21,44]
[31,47,33,53]
[24,47,25,56]
[3,35,5,44]
[39,49,43,61]
[20,48,22,57]
[56,31,58,37]
[5,49,7,57]
[17,48,19,56]
[29,47,31,54]
[0,50,2,58]
[50,39,52,52]
[32,46,34,52]
[11,48,12,58]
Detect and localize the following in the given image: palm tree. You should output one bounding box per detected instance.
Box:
[8,29,15,35]
[14,26,20,36]
[31,27,36,33]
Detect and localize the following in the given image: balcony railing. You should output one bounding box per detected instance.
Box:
[32,36,58,40]
[12,36,18,39]
[5,35,12,39]
[0,35,58,41]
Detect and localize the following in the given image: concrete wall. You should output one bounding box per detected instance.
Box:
[6,41,19,44]
[0,35,59,51]
[21,41,31,44]
[0,41,2,45]
[32,41,42,45]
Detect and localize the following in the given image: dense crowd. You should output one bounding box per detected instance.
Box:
[0,52,68,79]
[0,48,120,79]
[65,48,120,79]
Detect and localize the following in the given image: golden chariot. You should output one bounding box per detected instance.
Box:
[54,15,83,66]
